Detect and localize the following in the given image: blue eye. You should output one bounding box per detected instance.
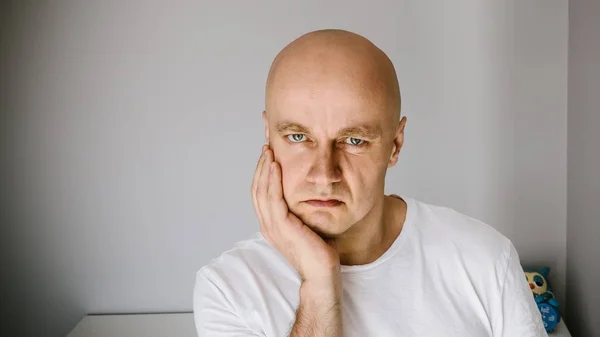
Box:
[533,275,544,287]
[287,134,306,143]
[346,137,364,146]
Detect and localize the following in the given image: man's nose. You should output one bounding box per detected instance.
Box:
[305,147,342,186]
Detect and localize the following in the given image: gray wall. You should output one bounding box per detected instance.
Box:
[0,1,568,336]
[1,4,86,337]
[566,0,600,336]
[511,0,569,300]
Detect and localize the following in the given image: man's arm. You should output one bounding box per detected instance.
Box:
[289,280,343,337]
[193,271,260,337]
[493,242,548,337]
[193,270,342,337]
[252,145,343,337]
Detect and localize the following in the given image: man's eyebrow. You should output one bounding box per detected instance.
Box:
[275,121,311,134]
[275,121,383,139]
[338,125,383,139]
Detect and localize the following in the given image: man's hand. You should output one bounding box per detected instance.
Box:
[251,145,343,336]
[252,145,340,283]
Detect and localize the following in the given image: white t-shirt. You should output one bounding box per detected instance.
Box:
[193,196,548,337]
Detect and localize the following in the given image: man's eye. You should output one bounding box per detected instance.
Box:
[287,134,306,143]
[346,137,365,146]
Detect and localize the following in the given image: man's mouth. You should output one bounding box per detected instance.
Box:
[304,199,343,207]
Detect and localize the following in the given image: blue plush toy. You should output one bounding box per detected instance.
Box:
[524,267,561,332]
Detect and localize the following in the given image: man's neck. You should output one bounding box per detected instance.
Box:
[332,194,407,266]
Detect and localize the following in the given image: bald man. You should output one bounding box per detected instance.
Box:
[193,30,548,337]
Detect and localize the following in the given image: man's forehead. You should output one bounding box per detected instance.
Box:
[268,82,390,119]
[267,79,387,115]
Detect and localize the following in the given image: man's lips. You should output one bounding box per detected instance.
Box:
[304,199,343,207]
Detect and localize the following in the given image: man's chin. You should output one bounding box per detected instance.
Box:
[305,224,338,240]
[300,214,348,239]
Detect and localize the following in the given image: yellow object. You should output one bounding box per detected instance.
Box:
[525,271,548,295]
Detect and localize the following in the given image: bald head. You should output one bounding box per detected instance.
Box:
[260,30,406,236]
[265,29,401,124]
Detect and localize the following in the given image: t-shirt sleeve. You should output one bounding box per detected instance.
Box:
[494,242,549,337]
[193,271,260,337]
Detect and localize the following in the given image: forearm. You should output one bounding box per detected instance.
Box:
[289,280,343,337]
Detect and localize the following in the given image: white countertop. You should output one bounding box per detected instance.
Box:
[67,312,572,337]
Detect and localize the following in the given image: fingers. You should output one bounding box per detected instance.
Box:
[251,145,268,197]
[252,145,268,228]
[255,147,273,229]
[252,145,290,248]
[267,160,288,222]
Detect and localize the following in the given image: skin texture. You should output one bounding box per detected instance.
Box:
[250,29,408,336]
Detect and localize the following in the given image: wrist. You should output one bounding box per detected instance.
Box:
[301,262,341,285]
[300,276,342,306]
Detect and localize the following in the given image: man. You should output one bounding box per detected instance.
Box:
[193,29,547,337]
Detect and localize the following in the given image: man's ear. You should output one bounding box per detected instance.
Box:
[262,110,270,144]
[388,116,407,168]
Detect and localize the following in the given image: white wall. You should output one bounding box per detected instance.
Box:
[0,1,568,336]
[566,0,600,336]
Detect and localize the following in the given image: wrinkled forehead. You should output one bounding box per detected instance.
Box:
[266,72,394,136]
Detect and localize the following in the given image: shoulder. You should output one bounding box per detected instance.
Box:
[408,198,513,266]
[196,232,293,287]
[194,232,299,308]
[193,233,300,334]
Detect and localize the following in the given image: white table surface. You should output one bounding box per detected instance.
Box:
[67,312,572,337]
[67,313,197,337]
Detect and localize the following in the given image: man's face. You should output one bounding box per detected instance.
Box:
[264,74,403,237]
